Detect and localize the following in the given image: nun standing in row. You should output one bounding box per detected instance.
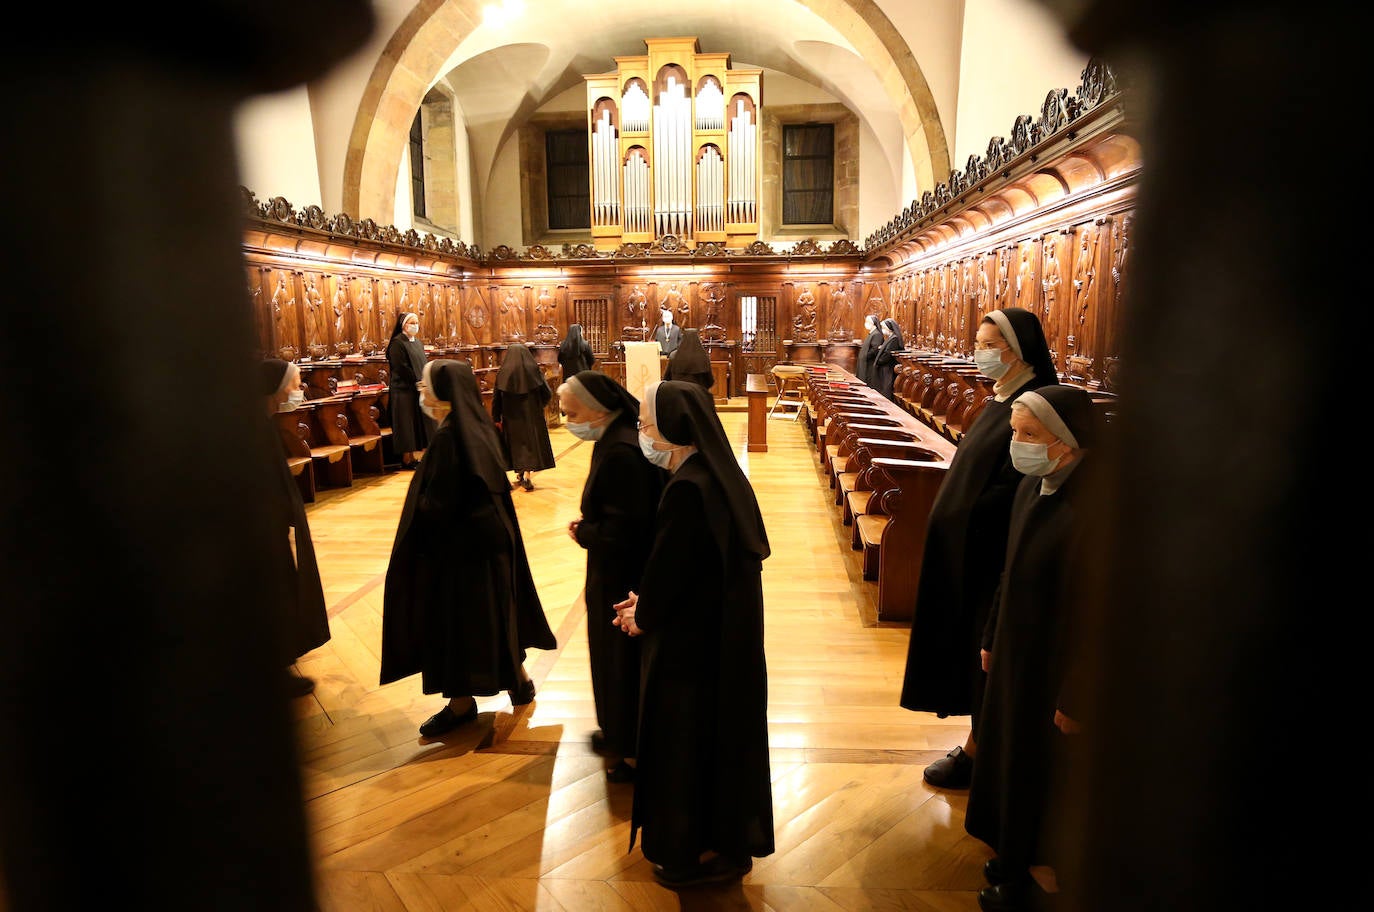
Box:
[559,371,666,783]
[612,380,774,889]
[386,311,435,469]
[871,318,904,401]
[663,327,714,392]
[966,384,1100,912]
[855,313,883,384]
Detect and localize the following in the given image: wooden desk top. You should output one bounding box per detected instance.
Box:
[746,373,770,394]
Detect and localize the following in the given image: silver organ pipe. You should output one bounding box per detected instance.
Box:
[727,98,757,225]
[592,108,620,228]
[622,82,649,133]
[653,74,692,239]
[624,149,650,235]
[695,81,723,131]
[696,146,723,234]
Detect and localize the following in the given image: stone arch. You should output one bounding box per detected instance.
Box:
[342,0,949,222]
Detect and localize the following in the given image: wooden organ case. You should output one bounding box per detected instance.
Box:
[585,37,762,251]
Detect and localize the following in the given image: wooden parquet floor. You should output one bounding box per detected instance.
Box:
[293,404,984,911]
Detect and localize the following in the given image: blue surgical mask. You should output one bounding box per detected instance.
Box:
[1010,440,1061,476]
[278,389,306,412]
[974,349,1010,379]
[639,431,673,468]
[567,419,604,442]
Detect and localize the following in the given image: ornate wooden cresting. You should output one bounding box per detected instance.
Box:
[584,37,762,251]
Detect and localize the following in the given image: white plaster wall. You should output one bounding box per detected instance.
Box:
[875,0,966,177]
[233,86,324,208]
[954,0,1088,167]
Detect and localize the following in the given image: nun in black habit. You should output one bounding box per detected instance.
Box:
[965,384,1098,912]
[380,359,556,737]
[612,380,774,888]
[386,311,436,469]
[557,323,596,382]
[870,318,904,400]
[900,307,1058,790]
[662,327,714,391]
[261,358,331,697]
[492,342,556,490]
[855,313,883,384]
[559,371,666,781]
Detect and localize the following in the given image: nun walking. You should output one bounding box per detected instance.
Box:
[557,323,596,383]
[379,360,556,737]
[492,342,556,491]
[612,380,774,889]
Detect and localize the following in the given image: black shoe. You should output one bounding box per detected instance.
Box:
[924,745,973,789]
[418,701,478,737]
[399,461,417,470]
[652,854,752,889]
[520,477,534,491]
[590,731,609,755]
[606,760,636,783]
[285,671,316,698]
[978,880,1051,912]
[985,857,1024,886]
[508,679,536,706]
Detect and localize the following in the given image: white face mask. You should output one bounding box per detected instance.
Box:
[974,348,1010,379]
[566,419,605,442]
[639,431,673,468]
[421,400,449,421]
[404,322,419,339]
[278,389,306,412]
[661,313,672,325]
[1009,439,1062,476]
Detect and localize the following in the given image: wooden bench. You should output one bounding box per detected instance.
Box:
[273,412,317,504]
[853,454,950,622]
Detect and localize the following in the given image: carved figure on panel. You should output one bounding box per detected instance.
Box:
[976,256,991,320]
[358,280,376,354]
[533,286,558,344]
[700,282,726,342]
[828,283,853,340]
[996,247,1012,308]
[447,286,463,346]
[1017,243,1037,310]
[1042,237,1063,356]
[270,272,299,361]
[660,282,689,326]
[1070,226,1099,354]
[332,278,355,356]
[499,287,526,342]
[303,273,327,359]
[792,285,818,342]
[1111,215,1132,311]
[623,285,649,340]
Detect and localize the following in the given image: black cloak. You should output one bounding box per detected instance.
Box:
[260,359,331,665]
[662,327,714,390]
[557,323,596,382]
[871,318,904,400]
[567,371,666,759]
[493,343,555,473]
[386,312,436,453]
[379,360,555,697]
[855,318,884,384]
[964,384,1098,879]
[900,307,1057,724]
[629,380,774,868]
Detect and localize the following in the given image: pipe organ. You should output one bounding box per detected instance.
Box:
[585,37,761,251]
